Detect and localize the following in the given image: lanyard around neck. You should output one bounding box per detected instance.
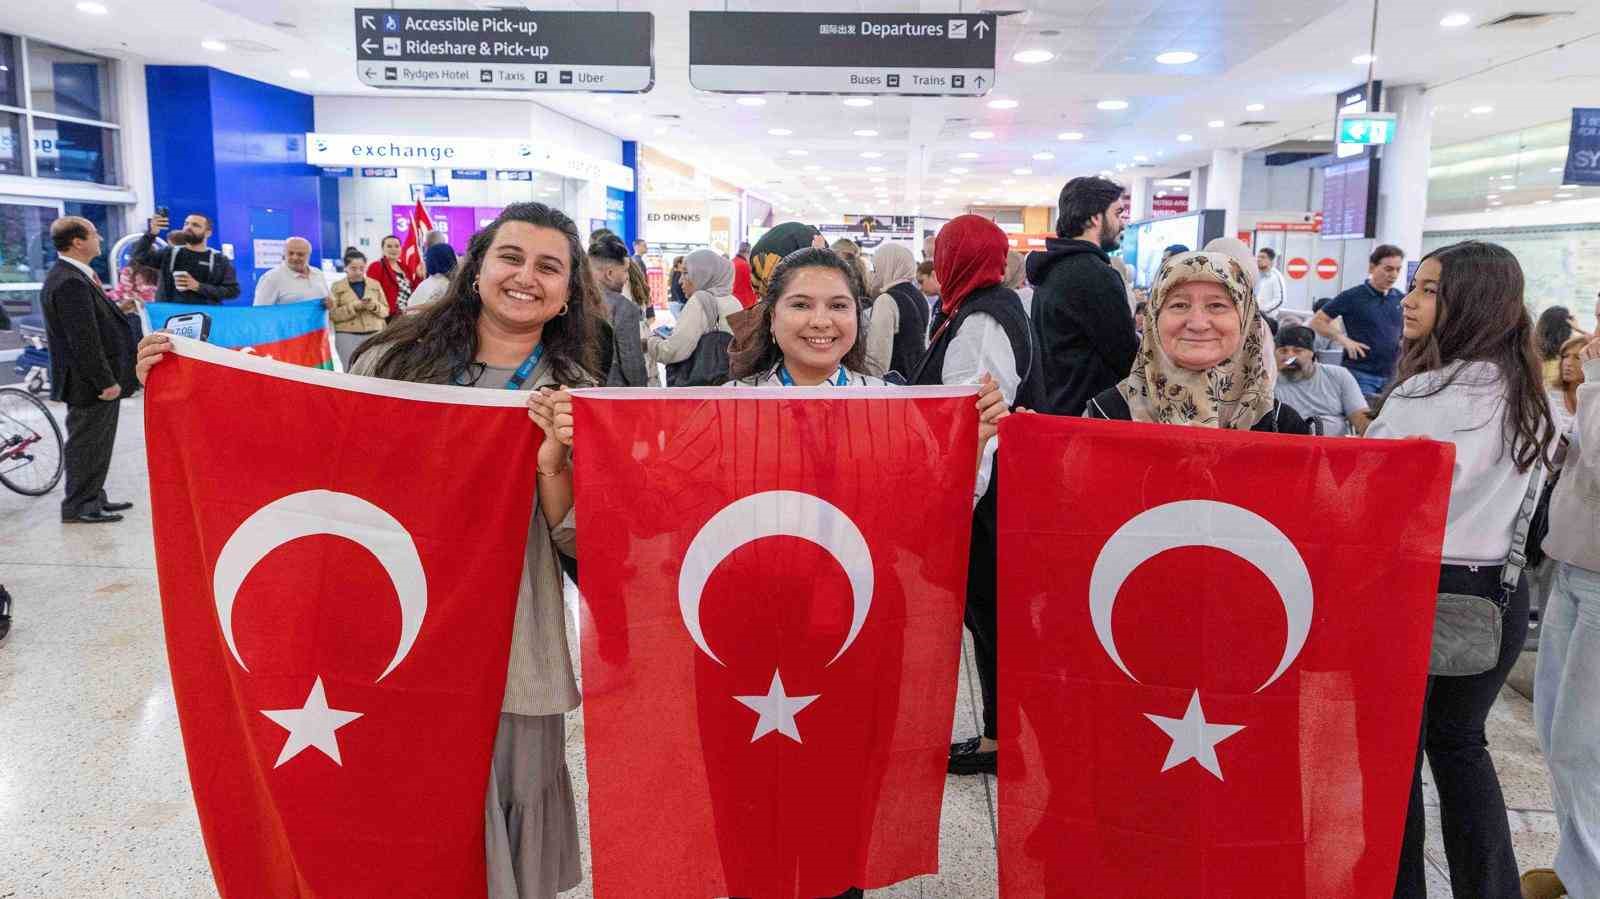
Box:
[503,345,545,390]
[777,364,848,387]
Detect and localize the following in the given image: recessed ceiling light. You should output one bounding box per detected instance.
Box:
[1115,163,1129,171]
[853,129,878,137]
[970,130,995,139]
[1012,168,1032,175]
[870,177,887,183]
[958,151,980,159]
[865,165,886,173]
[201,39,227,52]
[1502,185,1518,191]
[767,128,793,136]
[1563,183,1580,189]
[289,68,311,79]
[1176,133,1193,142]
[1133,154,1149,162]
[988,98,1020,110]
[949,167,969,174]
[1556,192,1574,199]
[75,1,108,13]
[1537,199,1553,205]
[816,176,832,182]
[1057,131,1084,141]
[843,98,874,108]
[860,151,883,159]
[1155,50,1199,65]
[1352,54,1376,65]
[1245,102,1265,112]
[736,96,767,107]
[1440,12,1471,27]
[1208,119,1225,128]
[1001,179,1017,185]
[803,164,821,172]
[944,177,961,184]
[1470,105,1493,115]
[1310,133,1329,140]
[1487,194,1500,199]
[1549,167,1564,173]
[787,149,808,156]
[1013,49,1055,64]
[1156,191,1168,198]
[1097,99,1129,111]
[1032,151,1055,160]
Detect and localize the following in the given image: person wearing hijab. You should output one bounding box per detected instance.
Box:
[911,215,1044,778]
[1004,250,1035,318]
[860,242,928,378]
[405,242,458,312]
[647,248,741,368]
[1084,251,1311,433]
[748,222,825,298]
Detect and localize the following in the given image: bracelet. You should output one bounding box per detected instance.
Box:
[537,456,570,477]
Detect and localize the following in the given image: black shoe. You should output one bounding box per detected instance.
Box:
[825,889,864,898]
[948,736,996,776]
[102,500,133,513]
[0,585,11,643]
[62,510,124,524]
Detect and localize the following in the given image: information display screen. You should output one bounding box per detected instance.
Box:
[1321,157,1377,240]
[1117,210,1224,288]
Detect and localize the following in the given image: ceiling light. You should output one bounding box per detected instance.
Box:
[787,149,808,156]
[1312,133,1330,140]
[1208,119,1225,128]
[1563,183,1580,189]
[870,177,886,183]
[860,151,883,159]
[1502,185,1518,191]
[1556,192,1574,199]
[595,96,614,105]
[1012,168,1032,175]
[201,39,227,52]
[987,98,1019,110]
[1057,131,1084,141]
[1537,199,1553,205]
[958,151,980,159]
[969,130,995,139]
[853,129,878,137]
[865,165,886,173]
[949,167,969,174]
[1099,169,1113,177]
[736,96,767,107]
[1013,49,1055,64]
[843,98,874,108]
[1032,151,1055,160]
[1176,133,1193,142]
[803,164,821,172]
[289,68,311,79]
[1440,12,1471,27]
[1001,179,1017,185]
[767,128,793,136]
[1097,99,1129,111]
[1115,163,1129,171]
[1155,50,1199,65]
[1133,154,1149,162]
[944,177,961,184]
[1487,194,1500,199]
[815,176,832,182]
[1470,105,1493,115]
[1156,191,1168,198]
[1245,102,1265,112]
[1352,54,1376,65]
[75,1,108,13]
[1549,167,1564,173]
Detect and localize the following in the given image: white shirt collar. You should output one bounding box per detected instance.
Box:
[61,255,99,282]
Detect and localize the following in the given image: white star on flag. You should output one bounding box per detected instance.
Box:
[261,676,364,768]
[734,670,819,744]
[1144,690,1245,781]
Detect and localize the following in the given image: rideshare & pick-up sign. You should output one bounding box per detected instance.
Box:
[688,12,997,97]
[353,8,653,92]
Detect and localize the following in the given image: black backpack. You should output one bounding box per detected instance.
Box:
[665,293,733,387]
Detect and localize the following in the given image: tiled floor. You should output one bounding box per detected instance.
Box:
[0,396,1557,898]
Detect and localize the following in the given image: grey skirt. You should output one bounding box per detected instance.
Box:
[486,712,582,898]
[334,330,378,369]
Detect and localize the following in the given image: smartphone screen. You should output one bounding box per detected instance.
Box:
[164,312,211,342]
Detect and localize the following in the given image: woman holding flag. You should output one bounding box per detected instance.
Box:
[369,234,418,318]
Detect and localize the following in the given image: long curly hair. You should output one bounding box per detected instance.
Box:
[354,203,602,384]
[728,247,868,380]
[1393,240,1553,472]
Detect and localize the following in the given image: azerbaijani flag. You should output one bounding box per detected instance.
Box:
[145,300,337,370]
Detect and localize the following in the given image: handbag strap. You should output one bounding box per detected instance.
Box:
[1502,464,1545,591]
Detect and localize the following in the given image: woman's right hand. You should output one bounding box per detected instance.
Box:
[1581,335,1600,363]
[135,333,173,385]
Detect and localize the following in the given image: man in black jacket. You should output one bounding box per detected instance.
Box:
[41,216,138,524]
[130,211,240,304]
[1028,176,1138,416]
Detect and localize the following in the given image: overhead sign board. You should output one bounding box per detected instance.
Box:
[306,133,634,191]
[688,12,997,97]
[1337,112,1397,146]
[1562,107,1600,186]
[353,8,653,93]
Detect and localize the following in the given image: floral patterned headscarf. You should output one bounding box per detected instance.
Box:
[1117,251,1275,428]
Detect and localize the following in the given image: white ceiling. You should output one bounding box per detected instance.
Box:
[5,0,1599,221]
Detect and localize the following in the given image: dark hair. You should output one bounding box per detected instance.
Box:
[342,246,365,264]
[624,259,650,310]
[728,248,869,380]
[1312,296,1332,313]
[50,216,92,252]
[354,202,602,384]
[588,232,629,263]
[1535,305,1574,360]
[917,260,936,277]
[1392,241,1553,472]
[1134,301,1148,314]
[381,234,400,248]
[186,212,212,231]
[1370,244,1404,267]
[1055,176,1126,239]
[1258,246,1277,261]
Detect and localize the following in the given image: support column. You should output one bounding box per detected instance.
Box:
[1375,84,1434,258]
[1129,175,1153,221]
[1205,148,1244,239]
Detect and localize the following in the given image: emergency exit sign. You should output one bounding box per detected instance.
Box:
[1337,112,1397,146]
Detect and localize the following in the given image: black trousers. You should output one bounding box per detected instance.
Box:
[1394,563,1529,899]
[965,476,1000,741]
[61,399,120,518]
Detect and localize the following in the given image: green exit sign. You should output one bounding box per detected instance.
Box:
[1337,112,1398,146]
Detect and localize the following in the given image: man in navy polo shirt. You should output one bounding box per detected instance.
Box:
[1310,244,1406,396]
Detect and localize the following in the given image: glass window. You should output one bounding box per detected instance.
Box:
[0,34,19,108]
[0,201,57,284]
[26,41,113,122]
[33,117,116,184]
[0,111,22,175]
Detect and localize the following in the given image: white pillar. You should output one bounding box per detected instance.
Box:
[1205,149,1244,238]
[1129,175,1153,221]
[1375,84,1434,258]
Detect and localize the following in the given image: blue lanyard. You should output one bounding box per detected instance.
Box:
[777,364,849,387]
[503,345,544,390]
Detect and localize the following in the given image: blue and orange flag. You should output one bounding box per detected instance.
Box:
[145,299,336,369]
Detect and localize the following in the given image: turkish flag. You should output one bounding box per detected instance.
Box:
[996,416,1452,898]
[574,386,978,898]
[399,200,432,282]
[145,337,539,897]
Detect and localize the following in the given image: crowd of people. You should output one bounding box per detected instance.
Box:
[30,164,1598,899]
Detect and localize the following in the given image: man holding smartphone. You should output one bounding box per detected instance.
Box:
[131,209,240,304]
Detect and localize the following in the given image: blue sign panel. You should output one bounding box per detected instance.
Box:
[451,169,489,180]
[1563,108,1600,186]
[360,167,399,178]
[320,166,353,177]
[496,170,534,181]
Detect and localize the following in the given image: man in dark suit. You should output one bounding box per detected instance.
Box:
[41,216,137,524]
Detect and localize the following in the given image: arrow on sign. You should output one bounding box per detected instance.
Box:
[363,66,376,79]
[360,14,374,29]
[361,38,377,53]
[975,75,987,90]
[974,20,990,38]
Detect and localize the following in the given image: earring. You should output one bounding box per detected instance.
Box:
[558,302,570,317]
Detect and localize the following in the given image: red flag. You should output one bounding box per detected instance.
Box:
[399,200,432,282]
[996,416,1452,898]
[145,337,539,898]
[574,386,978,898]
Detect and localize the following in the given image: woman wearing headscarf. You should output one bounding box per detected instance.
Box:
[860,242,928,379]
[406,242,459,312]
[911,214,1044,777]
[1003,250,1034,317]
[729,222,828,357]
[646,248,741,368]
[1084,251,1310,433]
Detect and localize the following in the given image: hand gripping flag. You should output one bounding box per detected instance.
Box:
[996,415,1452,898]
[574,386,979,898]
[146,337,539,897]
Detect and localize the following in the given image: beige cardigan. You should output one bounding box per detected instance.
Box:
[328,278,389,334]
[1544,357,1600,573]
